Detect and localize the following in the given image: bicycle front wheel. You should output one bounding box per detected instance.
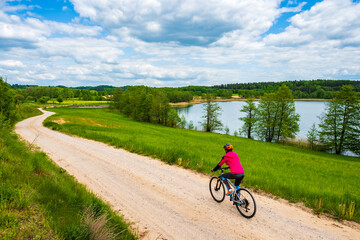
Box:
[235,188,256,218]
[209,177,225,202]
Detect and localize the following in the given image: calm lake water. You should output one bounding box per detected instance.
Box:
[176,101,327,139]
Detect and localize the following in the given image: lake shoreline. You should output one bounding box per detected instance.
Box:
[170,97,330,108]
[175,100,327,142]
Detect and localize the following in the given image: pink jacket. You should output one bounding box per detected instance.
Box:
[218,151,244,174]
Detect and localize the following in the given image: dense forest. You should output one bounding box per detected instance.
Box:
[213,79,360,99]
[161,80,360,100]
[9,79,360,103]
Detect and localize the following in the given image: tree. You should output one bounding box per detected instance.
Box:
[307,123,319,150]
[167,109,180,127]
[239,98,257,139]
[255,92,277,142]
[39,96,49,104]
[0,77,17,128]
[255,85,299,142]
[273,85,300,141]
[201,94,223,132]
[14,94,25,104]
[142,93,154,122]
[109,87,123,109]
[188,120,194,130]
[318,85,360,155]
[179,115,186,128]
[57,96,63,104]
[224,125,230,135]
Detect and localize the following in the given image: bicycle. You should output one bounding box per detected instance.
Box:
[209,167,256,218]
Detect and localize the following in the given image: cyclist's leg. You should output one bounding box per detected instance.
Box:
[221,173,244,190]
[219,172,233,190]
[234,174,244,190]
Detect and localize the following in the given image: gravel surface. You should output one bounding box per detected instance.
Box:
[15,109,360,240]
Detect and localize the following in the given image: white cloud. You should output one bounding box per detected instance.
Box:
[146,21,161,32]
[264,0,360,48]
[1,0,359,87]
[17,77,35,83]
[0,60,25,68]
[70,0,302,46]
[0,17,45,49]
[38,37,125,64]
[0,6,102,51]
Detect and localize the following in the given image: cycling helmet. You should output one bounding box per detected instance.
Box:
[223,144,233,151]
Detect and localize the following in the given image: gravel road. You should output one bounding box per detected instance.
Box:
[15,109,360,240]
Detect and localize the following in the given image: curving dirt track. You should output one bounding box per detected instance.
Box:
[15,109,360,240]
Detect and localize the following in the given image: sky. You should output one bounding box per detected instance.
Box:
[0,0,359,87]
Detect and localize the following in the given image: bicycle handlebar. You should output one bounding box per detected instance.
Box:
[211,167,230,172]
[219,167,230,170]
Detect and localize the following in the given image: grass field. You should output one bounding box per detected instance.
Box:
[1,106,135,240]
[44,107,360,223]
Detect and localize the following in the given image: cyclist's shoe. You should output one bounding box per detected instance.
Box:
[225,189,234,196]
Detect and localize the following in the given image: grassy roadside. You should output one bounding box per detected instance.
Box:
[1,106,136,240]
[44,107,360,223]
[17,105,43,121]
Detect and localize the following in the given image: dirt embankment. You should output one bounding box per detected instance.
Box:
[15,109,360,240]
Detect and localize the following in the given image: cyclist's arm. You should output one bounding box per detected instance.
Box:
[212,164,221,172]
[212,157,225,171]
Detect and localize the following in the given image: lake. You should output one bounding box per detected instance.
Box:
[176,101,327,139]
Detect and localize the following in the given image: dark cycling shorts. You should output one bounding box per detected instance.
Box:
[220,172,244,186]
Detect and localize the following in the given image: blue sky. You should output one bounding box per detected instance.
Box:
[0,0,359,87]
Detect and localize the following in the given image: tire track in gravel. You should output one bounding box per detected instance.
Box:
[15,109,360,240]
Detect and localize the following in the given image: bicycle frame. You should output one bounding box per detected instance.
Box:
[217,168,244,205]
[210,167,256,218]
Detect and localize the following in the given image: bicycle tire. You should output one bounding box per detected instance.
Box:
[235,188,256,218]
[209,177,225,202]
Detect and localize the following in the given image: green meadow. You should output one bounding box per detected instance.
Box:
[44,107,360,223]
[47,99,109,105]
[1,107,136,240]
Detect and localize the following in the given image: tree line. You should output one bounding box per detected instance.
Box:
[161,79,360,100]
[162,79,360,100]
[10,85,114,104]
[11,79,360,104]
[110,86,181,127]
[214,79,360,99]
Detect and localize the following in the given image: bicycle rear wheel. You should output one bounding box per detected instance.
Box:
[209,177,225,202]
[235,188,256,218]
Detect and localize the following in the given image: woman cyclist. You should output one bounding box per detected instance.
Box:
[211,144,244,196]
